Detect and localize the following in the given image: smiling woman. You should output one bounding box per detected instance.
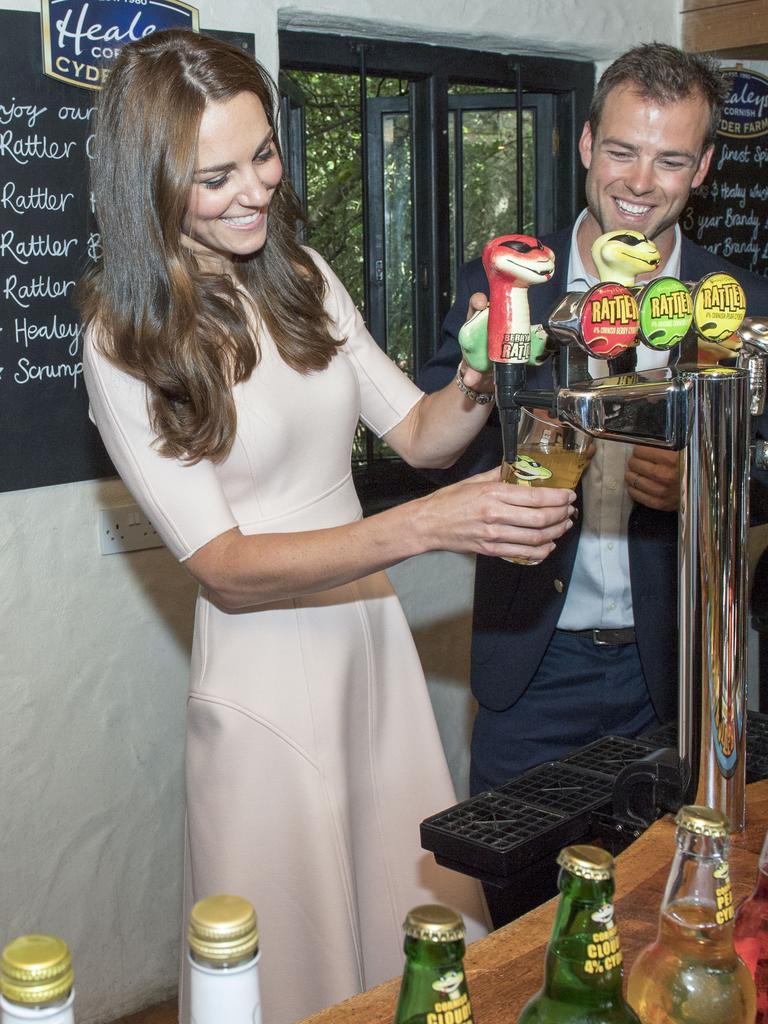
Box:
[183,92,283,265]
[76,25,576,1024]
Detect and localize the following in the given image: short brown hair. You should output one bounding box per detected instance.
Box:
[589,43,729,150]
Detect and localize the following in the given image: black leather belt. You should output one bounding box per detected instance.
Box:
[557,627,636,646]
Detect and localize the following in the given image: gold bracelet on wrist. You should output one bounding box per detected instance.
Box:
[455,361,494,405]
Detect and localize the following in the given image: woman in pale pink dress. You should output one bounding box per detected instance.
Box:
[79,28,575,1024]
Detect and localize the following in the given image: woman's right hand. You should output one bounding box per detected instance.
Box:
[413,467,576,562]
[457,291,493,378]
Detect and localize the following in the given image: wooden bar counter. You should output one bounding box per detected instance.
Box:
[298,781,768,1024]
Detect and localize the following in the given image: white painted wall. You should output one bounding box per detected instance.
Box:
[12,2,768,1022]
[277,0,675,62]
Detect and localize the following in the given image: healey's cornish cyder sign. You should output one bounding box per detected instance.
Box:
[40,0,199,90]
[719,68,768,140]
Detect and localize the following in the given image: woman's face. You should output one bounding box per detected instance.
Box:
[182,91,283,266]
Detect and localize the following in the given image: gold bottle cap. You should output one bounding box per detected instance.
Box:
[402,905,465,943]
[0,935,73,1007]
[675,804,729,837]
[188,895,258,965]
[557,845,614,881]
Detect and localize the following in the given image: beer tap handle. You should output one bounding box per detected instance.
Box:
[481,234,556,467]
[457,310,555,371]
[592,230,661,287]
[685,272,748,365]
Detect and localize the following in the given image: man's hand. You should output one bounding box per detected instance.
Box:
[626,446,680,512]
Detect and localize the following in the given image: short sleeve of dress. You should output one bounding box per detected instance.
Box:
[309,249,424,438]
[83,330,238,562]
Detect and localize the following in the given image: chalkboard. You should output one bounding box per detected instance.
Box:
[682,67,768,280]
[0,11,254,493]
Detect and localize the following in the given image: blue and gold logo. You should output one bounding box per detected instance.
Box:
[41,0,199,91]
[719,68,768,140]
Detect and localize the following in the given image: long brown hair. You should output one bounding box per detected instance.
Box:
[78,29,340,463]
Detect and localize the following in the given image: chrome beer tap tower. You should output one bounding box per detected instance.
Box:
[466,229,765,831]
[541,265,760,831]
[421,237,767,926]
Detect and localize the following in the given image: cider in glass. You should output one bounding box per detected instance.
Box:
[500,408,589,491]
[500,408,588,564]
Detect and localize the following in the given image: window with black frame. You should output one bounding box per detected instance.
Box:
[278,33,593,509]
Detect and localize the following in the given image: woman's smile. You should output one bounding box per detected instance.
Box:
[182,90,283,264]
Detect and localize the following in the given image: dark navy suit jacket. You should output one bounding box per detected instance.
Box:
[420,229,768,723]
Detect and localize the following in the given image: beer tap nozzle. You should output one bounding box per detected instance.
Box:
[493,361,526,466]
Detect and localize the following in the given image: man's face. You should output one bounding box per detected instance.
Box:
[579,83,714,261]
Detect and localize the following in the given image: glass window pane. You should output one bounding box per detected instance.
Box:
[460,108,536,264]
[280,70,365,311]
[280,72,414,468]
[382,111,414,377]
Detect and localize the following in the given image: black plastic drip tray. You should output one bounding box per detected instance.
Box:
[422,719,768,884]
[563,735,658,776]
[428,716,768,884]
[421,759,616,880]
[500,760,613,814]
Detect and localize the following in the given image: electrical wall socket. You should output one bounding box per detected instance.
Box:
[98,504,164,555]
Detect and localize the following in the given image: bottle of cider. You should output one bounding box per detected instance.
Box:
[517,845,640,1023]
[393,904,474,1024]
[733,829,768,1022]
[627,804,756,1024]
[188,894,261,1024]
[0,935,75,1023]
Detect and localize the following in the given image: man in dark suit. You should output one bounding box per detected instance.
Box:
[421,43,768,796]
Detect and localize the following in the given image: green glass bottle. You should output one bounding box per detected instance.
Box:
[393,904,474,1024]
[518,845,640,1023]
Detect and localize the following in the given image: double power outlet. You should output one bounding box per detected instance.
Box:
[98,504,164,555]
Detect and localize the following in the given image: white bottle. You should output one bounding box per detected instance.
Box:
[0,935,75,1024]
[188,895,261,1024]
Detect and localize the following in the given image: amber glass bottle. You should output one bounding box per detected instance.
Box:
[627,804,756,1023]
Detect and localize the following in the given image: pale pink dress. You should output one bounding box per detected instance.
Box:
[84,250,487,1024]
